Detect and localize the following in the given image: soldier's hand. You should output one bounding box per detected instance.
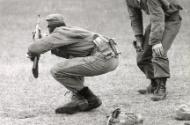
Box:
[27,52,38,61]
[152,43,164,57]
[136,41,143,52]
[133,40,143,52]
[134,35,144,52]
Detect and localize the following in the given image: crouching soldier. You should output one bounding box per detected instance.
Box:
[126,0,182,101]
[27,14,119,114]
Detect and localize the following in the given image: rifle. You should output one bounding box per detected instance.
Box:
[32,15,42,78]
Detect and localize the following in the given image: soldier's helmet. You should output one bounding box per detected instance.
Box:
[46,14,65,27]
[175,104,190,120]
[107,108,144,125]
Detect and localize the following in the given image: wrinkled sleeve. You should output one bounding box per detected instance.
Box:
[147,0,165,45]
[126,3,143,37]
[28,32,73,55]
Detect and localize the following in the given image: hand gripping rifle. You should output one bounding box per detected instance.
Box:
[32,15,42,78]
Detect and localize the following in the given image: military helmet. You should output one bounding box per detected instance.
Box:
[107,108,144,125]
[175,104,190,120]
[46,13,65,26]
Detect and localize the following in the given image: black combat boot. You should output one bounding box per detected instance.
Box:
[78,87,102,111]
[55,87,102,114]
[138,79,157,94]
[151,78,167,101]
[55,92,89,114]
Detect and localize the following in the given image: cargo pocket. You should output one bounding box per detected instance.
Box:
[93,35,114,59]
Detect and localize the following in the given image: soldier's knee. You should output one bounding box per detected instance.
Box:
[152,54,168,62]
[50,66,60,78]
[50,65,70,79]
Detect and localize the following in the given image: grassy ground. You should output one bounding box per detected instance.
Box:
[0,0,190,125]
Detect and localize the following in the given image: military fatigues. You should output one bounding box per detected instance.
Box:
[28,23,119,113]
[28,26,119,92]
[126,0,182,79]
[126,0,182,101]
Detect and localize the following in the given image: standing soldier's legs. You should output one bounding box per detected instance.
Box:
[137,25,157,94]
[151,13,182,101]
[137,13,181,98]
[51,52,118,114]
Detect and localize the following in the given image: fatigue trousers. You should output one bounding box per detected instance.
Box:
[50,52,119,93]
[137,12,182,79]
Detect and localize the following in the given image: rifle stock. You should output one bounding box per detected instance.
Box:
[32,56,39,78]
[32,15,41,78]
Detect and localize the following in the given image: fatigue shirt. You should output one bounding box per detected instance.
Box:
[28,26,96,58]
[126,0,182,45]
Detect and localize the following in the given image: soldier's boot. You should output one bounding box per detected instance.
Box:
[78,87,102,111]
[55,92,89,114]
[151,78,167,101]
[138,79,157,94]
[55,87,102,114]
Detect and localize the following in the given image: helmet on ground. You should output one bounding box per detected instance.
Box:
[175,104,190,120]
[107,108,144,125]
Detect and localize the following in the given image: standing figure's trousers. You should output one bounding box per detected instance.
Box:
[50,52,119,92]
[137,12,182,79]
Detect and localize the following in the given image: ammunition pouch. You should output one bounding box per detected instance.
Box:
[93,35,120,59]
